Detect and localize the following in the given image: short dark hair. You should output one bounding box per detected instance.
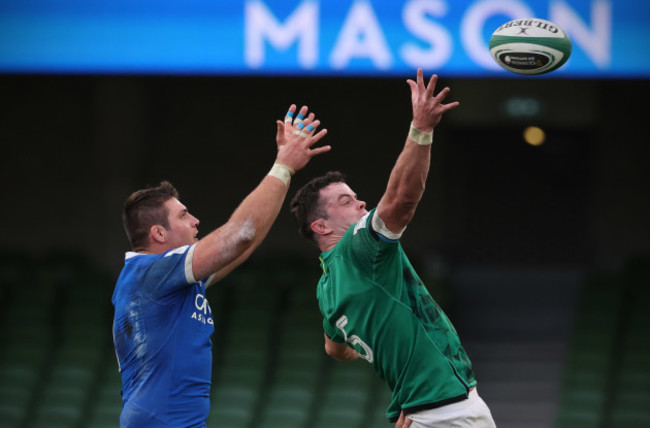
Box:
[122,181,180,250]
[290,171,346,244]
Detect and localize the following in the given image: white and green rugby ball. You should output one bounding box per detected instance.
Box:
[489,18,572,75]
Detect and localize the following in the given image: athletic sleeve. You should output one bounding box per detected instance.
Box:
[345,209,401,273]
[371,211,404,241]
[323,318,345,343]
[140,244,200,298]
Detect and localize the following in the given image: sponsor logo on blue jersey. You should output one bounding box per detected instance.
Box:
[191,292,213,325]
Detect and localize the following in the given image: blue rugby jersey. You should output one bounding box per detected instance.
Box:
[112,244,215,427]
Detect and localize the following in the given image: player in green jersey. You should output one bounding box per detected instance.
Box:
[290,69,496,427]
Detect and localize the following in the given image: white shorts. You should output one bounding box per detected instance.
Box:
[406,389,496,428]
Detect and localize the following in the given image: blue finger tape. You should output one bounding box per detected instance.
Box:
[297,113,305,120]
[286,111,294,117]
[306,124,314,132]
[297,122,305,130]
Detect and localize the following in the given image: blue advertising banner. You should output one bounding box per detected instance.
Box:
[0,0,648,77]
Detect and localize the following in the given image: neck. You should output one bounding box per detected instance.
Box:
[135,243,171,255]
[135,250,156,255]
[318,235,341,252]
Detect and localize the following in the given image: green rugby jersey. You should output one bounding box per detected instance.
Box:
[317,209,476,421]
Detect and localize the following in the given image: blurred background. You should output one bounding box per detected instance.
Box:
[1,1,649,427]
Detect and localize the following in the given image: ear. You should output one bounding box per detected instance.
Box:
[150,225,167,244]
[310,219,330,236]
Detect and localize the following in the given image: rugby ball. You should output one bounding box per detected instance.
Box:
[489,18,572,75]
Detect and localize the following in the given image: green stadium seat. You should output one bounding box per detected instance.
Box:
[209,384,259,428]
[313,407,365,428]
[555,274,624,428]
[0,360,43,427]
[257,409,310,428]
[30,396,85,428]
[367,382,394,427]
[86,363,123,428]
[206,406,254,428]
[555,409,601,428]
[609,411,650,428]
[0,387,31,428]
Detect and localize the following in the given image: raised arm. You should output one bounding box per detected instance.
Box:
[376,69,458,236]
[194,105,330,284]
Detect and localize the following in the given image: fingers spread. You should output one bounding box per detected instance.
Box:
[441,101,460,113]
[406,79,417,95]
[284,104,297,123]
[306,119,320,134]
[292,116,322,138]
[293,105,309,126]
[425,74,438,98]
[292,122,305,136]
[308,137,331,157]
[416,68,425,93]
[306,126,326,144]
[435,86,450,101]
[309,145,332,156]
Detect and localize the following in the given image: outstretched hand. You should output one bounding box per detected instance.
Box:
[275,104,330,173]
[406,68,459,132]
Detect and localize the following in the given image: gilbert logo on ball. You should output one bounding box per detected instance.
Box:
[489,18,572,75]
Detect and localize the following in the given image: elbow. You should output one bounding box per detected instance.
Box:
[237,218,257,243]
[324,341,358,362]
[226,218,257,251]
[324,340,344,361]
[324,340,337,358]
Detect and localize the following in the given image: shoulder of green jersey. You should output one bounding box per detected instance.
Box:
[371,212,404,240]
[353,212,371,235]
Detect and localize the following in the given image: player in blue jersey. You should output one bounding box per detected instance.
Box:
[112,105,329,428]
[290,70,496,427]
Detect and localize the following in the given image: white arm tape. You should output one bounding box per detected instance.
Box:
[268,163,294,186]
[185,243,197,284]
[409,122,433,146]
[371,213,405,240]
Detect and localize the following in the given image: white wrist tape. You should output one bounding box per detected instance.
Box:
[409,122,433,146]
[268,163,294,186]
